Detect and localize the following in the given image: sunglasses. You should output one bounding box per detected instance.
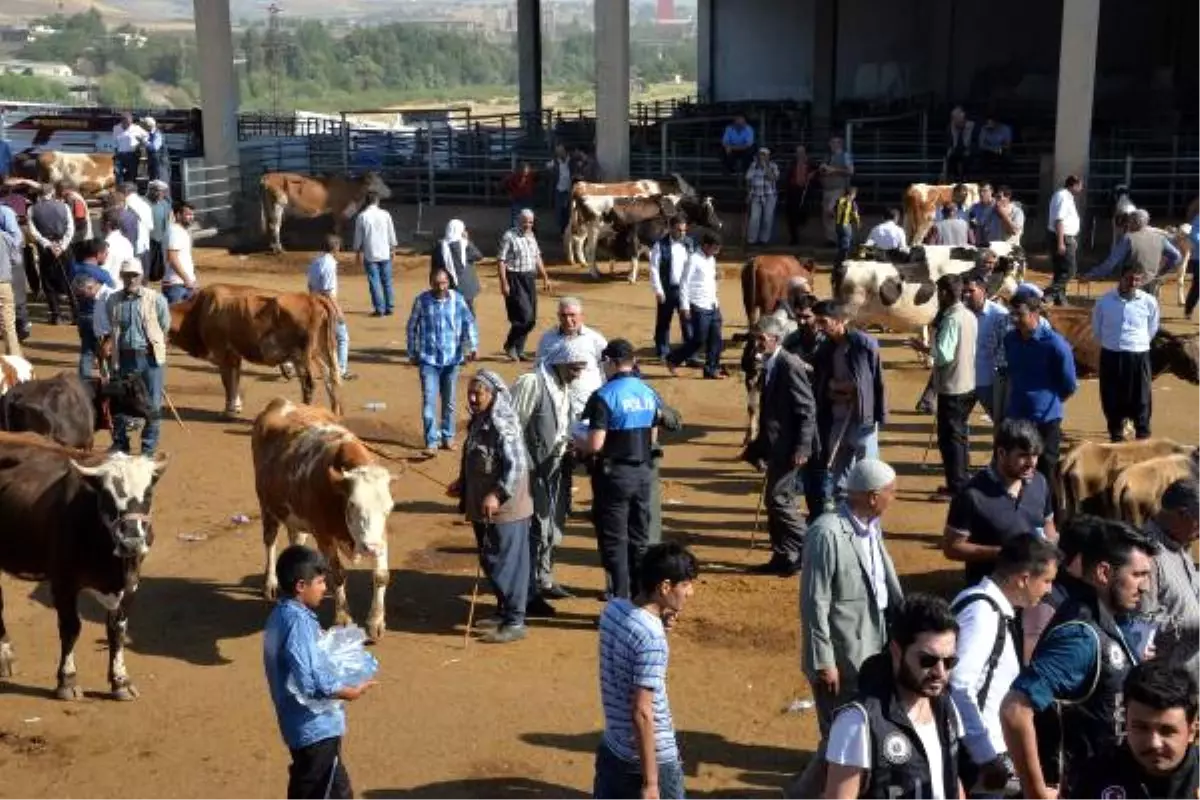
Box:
[916,652,959,671]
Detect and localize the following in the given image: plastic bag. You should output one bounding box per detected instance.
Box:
[286,624,379,715]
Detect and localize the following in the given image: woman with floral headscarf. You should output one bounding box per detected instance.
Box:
[447,369,534,644]
[430,219,483,313]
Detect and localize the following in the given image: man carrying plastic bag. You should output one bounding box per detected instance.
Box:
[264,545,379,799]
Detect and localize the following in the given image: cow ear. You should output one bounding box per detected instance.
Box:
[328,465,348,493]
[151,452,169,480]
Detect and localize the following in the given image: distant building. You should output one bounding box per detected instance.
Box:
[0,60,76,80]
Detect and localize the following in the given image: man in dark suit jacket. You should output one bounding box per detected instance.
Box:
[743,314,818,575]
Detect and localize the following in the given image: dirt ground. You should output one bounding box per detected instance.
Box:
[1,232,1197,799]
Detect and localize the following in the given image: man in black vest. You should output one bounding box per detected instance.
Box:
[822,593,965,799]
[27,183,76,325]
[1068,660,1199,799]
[648,214,695,360]
[1000,517,1158,799]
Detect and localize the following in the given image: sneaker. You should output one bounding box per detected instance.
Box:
[525,597,558,618]
[541,583,575,600]
[341,372,358,381]
[480,625,527,644]
[473,615,503,630]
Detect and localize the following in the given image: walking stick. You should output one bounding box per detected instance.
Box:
[749,472,768,551]
[161,388,189,432]
[921,420,936,464]
[462,561,482,648]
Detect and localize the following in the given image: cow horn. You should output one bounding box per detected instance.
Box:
[69,459,107,478]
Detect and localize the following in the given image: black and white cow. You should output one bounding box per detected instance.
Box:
[0,435,167,700]
[608,194,724,284]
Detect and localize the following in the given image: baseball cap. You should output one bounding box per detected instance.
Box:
[118,259,143,276]
[601,338,635,362]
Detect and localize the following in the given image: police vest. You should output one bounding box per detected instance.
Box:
[656,235,695,291]
[593,374,658,465]
[1070,742,1199,800]
[848,654,960,800]
[1046,593,1138,787]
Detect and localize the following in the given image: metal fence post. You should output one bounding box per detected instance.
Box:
[1168,134,1179,218]
[1124,153,1133,189]
[660,120,669,176]
[180,158,191,203]
[340,112,350,174]
[427,130,436,207]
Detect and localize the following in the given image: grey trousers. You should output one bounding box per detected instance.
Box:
[530,459,570,592]
[766,458,806,563]
[648,457,663,545]
[473,518,531,627]
[785,677,858,798]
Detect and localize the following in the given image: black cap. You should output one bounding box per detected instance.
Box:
[601,338,635,362]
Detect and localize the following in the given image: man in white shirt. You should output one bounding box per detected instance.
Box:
[665,231,726,379]
[307,233,354,380]
[120,182,153,267]
[1044,175,1083,305]
[351,191,398,316]
[649,214,696,360]
[822,594,965,800]
[163,202,198,305]
[865,208,908,252]
[101,208,134,285]
[535,296,607,421]
[1092,263,1160,442]
[112,112,147,185]
[546,144,573,236]
[951,533,1061,798]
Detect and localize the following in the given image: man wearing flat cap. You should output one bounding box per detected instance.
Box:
[790,458,903,798]
[743,313,817,576]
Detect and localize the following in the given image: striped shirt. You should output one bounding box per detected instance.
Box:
[405,289,478,368]
[745,161,779,199]
[1140,521,1199,679]
[598,598,679,765]
[834,195,860,227]
[499,229,541,273]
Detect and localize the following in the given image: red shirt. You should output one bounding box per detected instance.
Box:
[503,172,536,201]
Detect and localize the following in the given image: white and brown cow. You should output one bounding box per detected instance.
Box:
[902,182,981,247]
[565,173,695,275]
[0,434,167,700]
[260,171,391,254]
[12,149,116,199]
[254,397,395,641]
[0,354,35,395]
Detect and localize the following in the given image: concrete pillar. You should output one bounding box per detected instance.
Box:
[696,0,714,101]
[926,0,955,102]
[1053,0,1100,201]
[594,0,630,180]
[811,0,837,127]
[193,0,239,167]
[517,0,543,126]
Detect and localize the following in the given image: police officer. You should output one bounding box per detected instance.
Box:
[580,338,659,599]
[822,594,965,799]
[1000,516,1159,799]
[1067,660,1199,799]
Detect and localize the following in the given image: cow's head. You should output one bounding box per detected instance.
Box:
[95,375,152,425]
[1151,330,1200,385]
[70,453,168,560]
[361,171,392,201]
[330,463,394,558]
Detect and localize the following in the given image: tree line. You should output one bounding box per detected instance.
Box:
[9,10,696,112]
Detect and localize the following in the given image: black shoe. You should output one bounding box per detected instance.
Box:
[779,558,802,577]
[748,556,788,575]
[369,311,384,318]
[526,597,558,618]
[480,624,527,644]
[541,583,575,600]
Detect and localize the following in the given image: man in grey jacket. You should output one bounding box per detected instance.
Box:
[789,458,903,798]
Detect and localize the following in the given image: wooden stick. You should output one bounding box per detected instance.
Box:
[462,562,482,648]
[921,420,936,464]
[161,389,189,433]
[749,472,768,551]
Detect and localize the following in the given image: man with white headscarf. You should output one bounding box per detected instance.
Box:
[535,295,607,421]
[431,219,483,313]
[511,337,589,612]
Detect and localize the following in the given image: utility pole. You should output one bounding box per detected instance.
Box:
[264,2,284,118]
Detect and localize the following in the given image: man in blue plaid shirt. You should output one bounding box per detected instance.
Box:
[406,267,479,457]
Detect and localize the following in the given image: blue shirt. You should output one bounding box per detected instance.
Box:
[598,598,678,764]
[71,260,116,316]
[1010,621,1101,712]
[973,300,1008,386]
[1091,289,1159,353]
[405,289,478,368]
[146,129,165,153]
[0,139,11,178]
[0,204,20,250]
[977,123,1012,154]
[721,123,754,149]
[586,372,659,464]
[263,599,345,750]
[1003,323,1077,423]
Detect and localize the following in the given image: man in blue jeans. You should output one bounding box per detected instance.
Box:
[351,191,397,317]
[406,268,478,458]
[95,259,169,456]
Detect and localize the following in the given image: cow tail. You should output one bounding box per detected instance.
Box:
[741,258,757,327]
[320,297,342,386]
[259,178,269,234]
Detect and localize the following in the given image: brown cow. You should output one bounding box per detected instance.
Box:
[260,171,391,253]
[12,150,116,199]
[740,255,815,325]
[902,182,981,246]
[1111,451,1200,525]
[253,397,395,640]
[566,173,695,272]
[1054,438,1196,520]
[1043,306,1199,384]
[0,433,167,700]
[169,284,342,417]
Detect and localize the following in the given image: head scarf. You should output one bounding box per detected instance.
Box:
[546,336,591,367]
[469,369,522,441]
[439,219,466,286]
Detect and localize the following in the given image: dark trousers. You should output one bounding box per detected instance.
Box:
[765,458,806,564]
[1099,348,1152,441]
[667,307,722,376]
[1036,420,1062,494]
[35,245,74,323]
[937,392,974,495]
[114,152,140,185]
[654,285,686,358]
[785,188,810,245]
[594,740,686,800]
[473,518,530,627]
[722,148,753,174]
[1045,233,1078,305]
[287,737,352,799]
[834,223,854,269]
[503,271,537,356]
[1186,259,1199,317]
[592,462,652,600]
[77,315,99,378]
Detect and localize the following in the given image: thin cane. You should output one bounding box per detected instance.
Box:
[921,421,936,464]
[161,388,189,432]
[462,561,482,648]
[749,472,768,551]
